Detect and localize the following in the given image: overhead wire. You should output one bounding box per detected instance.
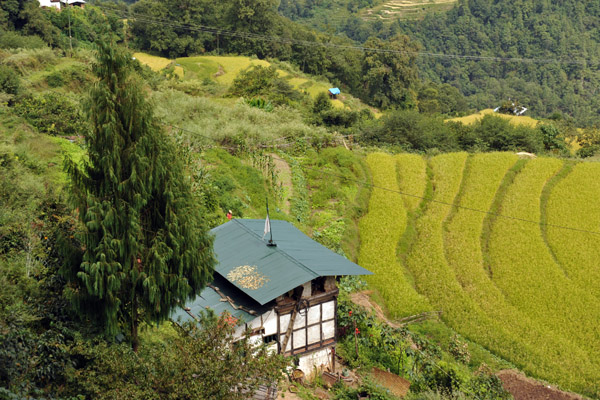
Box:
[162,122,600,237]
[94,4,593,66]
[87,4,600,236]
[88,3,598,390]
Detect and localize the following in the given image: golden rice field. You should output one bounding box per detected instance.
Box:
[359,153,431,317]
[447,108,540,127]
[359,152,600,397]
[133,52,184,78]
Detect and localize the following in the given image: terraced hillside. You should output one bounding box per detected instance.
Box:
[359,152,600,397]
[134,52,353,109]
[362,0,457,21]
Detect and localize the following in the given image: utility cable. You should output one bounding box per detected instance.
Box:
[93,4,593,66]
[161,121,600,237]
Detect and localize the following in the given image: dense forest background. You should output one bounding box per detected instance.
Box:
[279,0,600,126]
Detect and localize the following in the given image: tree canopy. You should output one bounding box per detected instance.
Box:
[63,40,215,350]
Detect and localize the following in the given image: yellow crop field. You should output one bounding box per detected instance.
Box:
[546,162,600,299]
[447,108,539,127]
[361,152,600,395]
[172,55,350,106]
[395,153,426,211]
[133,52,183,78]
[358,153,431,318]
[441,153,596,389]
[200,56,271,85]
[486,158,600,387]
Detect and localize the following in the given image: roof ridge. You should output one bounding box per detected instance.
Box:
[233,219,319,281]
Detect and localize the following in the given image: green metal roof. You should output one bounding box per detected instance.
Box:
[210,219,371,306]
[172,275,268,324]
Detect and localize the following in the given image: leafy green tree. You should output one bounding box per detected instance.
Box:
[0,65,20,96]
[229,65,279,98]
[68,314,290,399]
[63,40,215,350]
[229,65,303,105]
[224,0,278,56]
[312,91,333,114]
[130,0,217,58]
[361,34,420,109]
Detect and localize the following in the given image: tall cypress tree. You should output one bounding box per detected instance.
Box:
[64,40,214,350]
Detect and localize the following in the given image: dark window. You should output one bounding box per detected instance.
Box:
[311,277,325,294]
[263,334,278,344]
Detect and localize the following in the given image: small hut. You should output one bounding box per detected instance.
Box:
[38,0,61,10]
[328,88,341,99]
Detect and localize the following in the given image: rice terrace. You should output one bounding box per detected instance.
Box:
[359,152,600,396]
[362,0,458,21]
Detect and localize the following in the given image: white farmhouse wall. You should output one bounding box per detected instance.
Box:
[279,313,290,333]
[322,301,335,320]
[307,305,320,325]
[294,309,306,329]
[263,310,277,336]
[38,0,61,9]
[323,320,335,340]
[230,297,337,358]
[297,346,333,377]
[307,325,320,344]
[293,329,306,349]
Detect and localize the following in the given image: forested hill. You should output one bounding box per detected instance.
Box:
[282,0,600,126]
[398,0,600,125]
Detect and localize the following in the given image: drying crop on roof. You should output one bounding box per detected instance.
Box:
[227,265,270,290]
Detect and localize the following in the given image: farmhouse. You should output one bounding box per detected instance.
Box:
[38,0,61,10]
[38,0,85,10]
[173,219,371,375]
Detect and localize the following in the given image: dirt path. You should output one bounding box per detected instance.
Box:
[270,154,292,214]
[350,290,398,327]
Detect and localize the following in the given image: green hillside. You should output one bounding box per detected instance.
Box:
[359,151,600,396]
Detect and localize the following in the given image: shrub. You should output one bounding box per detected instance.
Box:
[449,335,470,364]
[0,31,46,50]
[68,315,290,399]
[45,64,90,89]
[45,69,65,87]
[312,91,333,114]
[13,92,87,136]
[246,97,274,112]
[2,48,56,74]
[0,65,20,95]
[230,65,279,98]
[229,65,303,105]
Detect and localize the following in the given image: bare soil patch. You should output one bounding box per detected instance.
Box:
[497,370,586,400]
[371,367,410,398]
